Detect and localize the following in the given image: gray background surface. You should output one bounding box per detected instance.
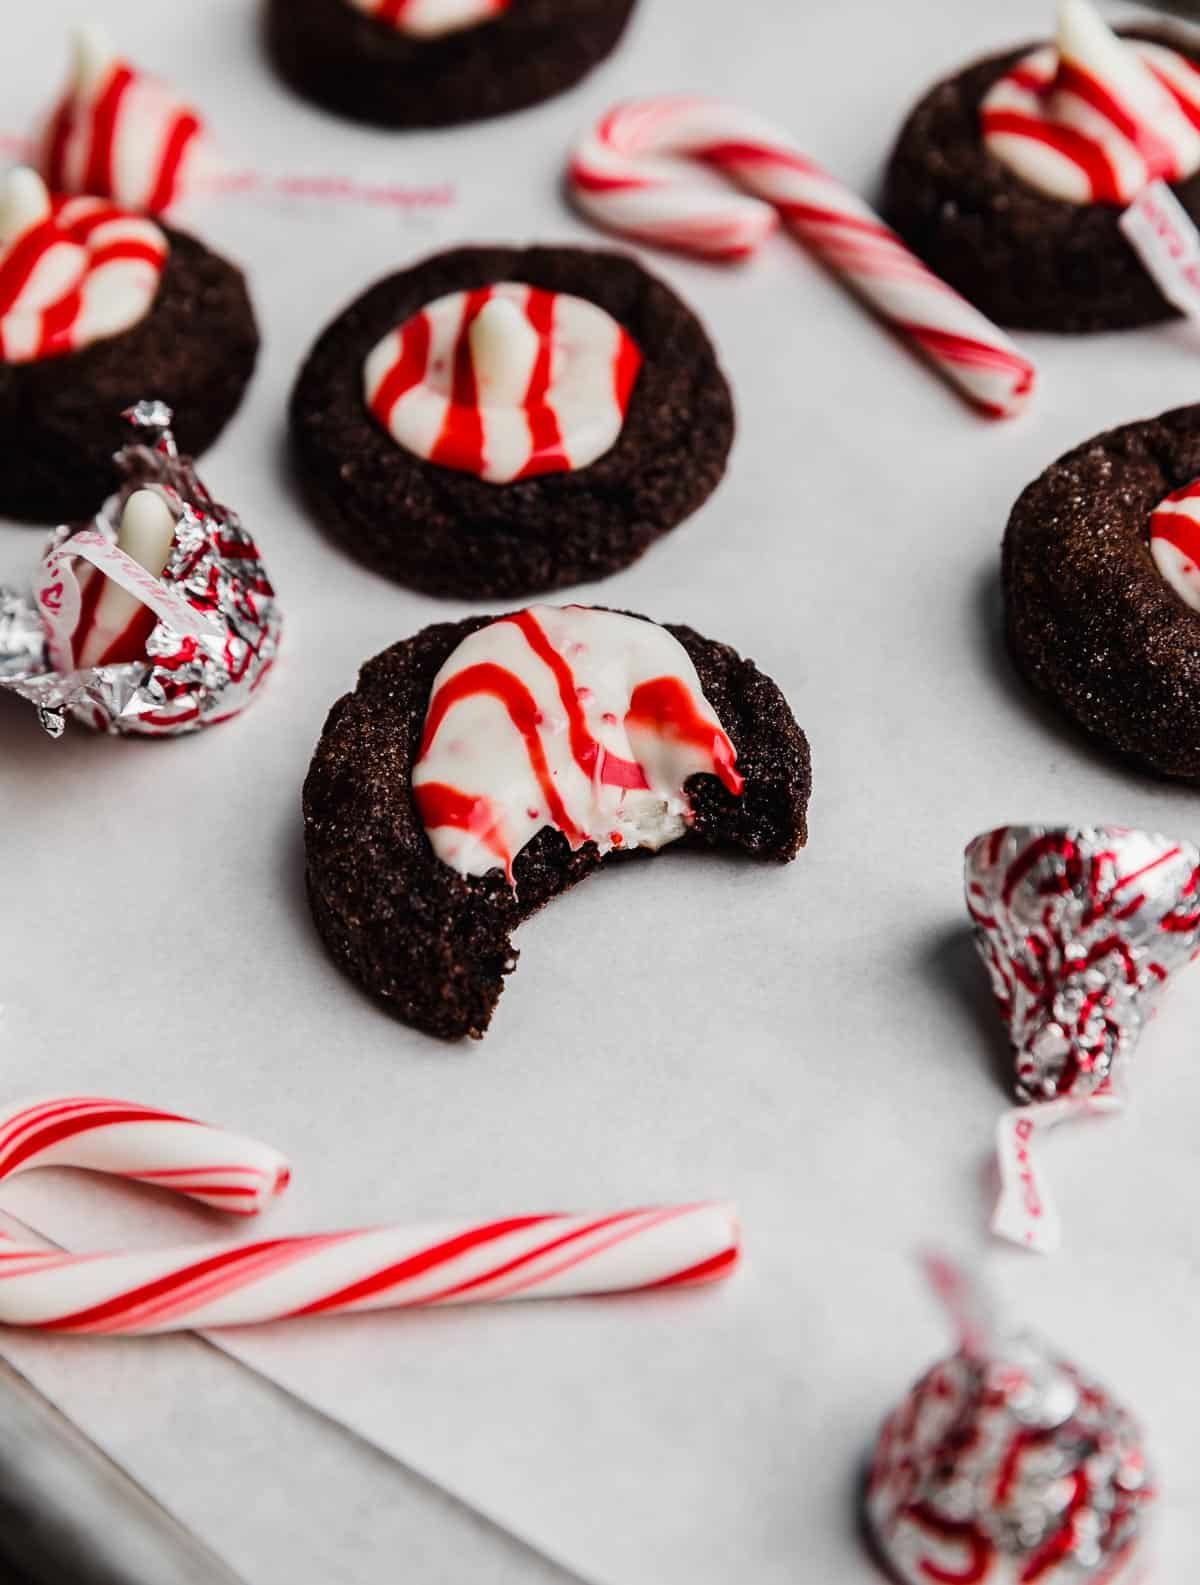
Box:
[2,1,1199,1580]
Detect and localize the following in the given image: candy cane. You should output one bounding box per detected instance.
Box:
[568,97,1036,419]
[0,1096,738,1335]
[0,1095,291,1215]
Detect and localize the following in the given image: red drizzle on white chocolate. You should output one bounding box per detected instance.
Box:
[40,27,207,215]
[0,172,166,365]
[980,0,1200,206]
[364,283,642,485]
[1150,477,1200,611]
[343,0,509,38]
[412,605,743,885]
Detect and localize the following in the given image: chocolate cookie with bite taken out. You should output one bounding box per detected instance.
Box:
[303,605,810,1040]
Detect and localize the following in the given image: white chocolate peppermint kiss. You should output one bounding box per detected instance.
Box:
[364,282,642,484]
[39,25,211,214]
[980,0,1200,205]
[72,490,177,670]
[341,0,509,40]
[0,168,166,364]
[412,605,744,884]
[1150,477,1200,611]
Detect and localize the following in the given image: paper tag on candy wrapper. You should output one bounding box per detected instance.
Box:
[1120,181,1200,318]
[992,1094,1124,1256]
[35,526,222,675]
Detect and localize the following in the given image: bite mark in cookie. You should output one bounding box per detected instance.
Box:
[303,606,810,1040]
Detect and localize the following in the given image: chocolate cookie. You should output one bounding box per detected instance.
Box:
[882,27,1200,333]
[303,610,811,1040]
[264,0,638,129]
[1004,402,1200,779]
[0,229,258,526]
[290,245,734,599]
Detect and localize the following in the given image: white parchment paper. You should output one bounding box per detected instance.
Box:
[3,0,1200,1580]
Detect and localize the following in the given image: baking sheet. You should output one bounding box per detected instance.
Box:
[3,0,1200,1579]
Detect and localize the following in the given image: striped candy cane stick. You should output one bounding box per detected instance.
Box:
[0,1095,290,1215]
[0,1096,738,1335]
[568,97,1037,418]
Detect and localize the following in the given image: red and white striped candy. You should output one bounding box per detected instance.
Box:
[568,97,1037,418]
[39,26,210,215]
[981,0,1200,207]
[0,1095,291,1217]
[343,0,509,40]
[365,284,642,483]
[69,490,178,671]
[1150,477,1200,611]
[0,168,166,365]
[0,1094,738,1335]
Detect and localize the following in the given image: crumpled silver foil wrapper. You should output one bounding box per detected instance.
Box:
[866,1328,1154,1585]
[0,402,281,738]
[964,824,1200,1103]
[0,588,46,681]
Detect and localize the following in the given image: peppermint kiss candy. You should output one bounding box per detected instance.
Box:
[413,605,743,885]
[70,490,177,671]
[965,824,1200,1251]
[966,824,1200,1102]
[0,402,281,739]
[0,168,166,364]
[342,0,509,39]
[39,25,210,215]
[867,1264,1155,1585]
[981,0,1200,205]
[1150,477,1200,611]
[364,283,642,484]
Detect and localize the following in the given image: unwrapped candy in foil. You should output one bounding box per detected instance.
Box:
[0,403,281,738]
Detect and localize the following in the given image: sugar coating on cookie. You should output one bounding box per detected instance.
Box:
[1003,403,1200,779]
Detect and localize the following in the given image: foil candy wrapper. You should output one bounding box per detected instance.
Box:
[0,588,47,682]
[964,824,1200,1253]
[866,1264,1154,1585]
[965,824,1200,1103]
[0,403,280,738]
